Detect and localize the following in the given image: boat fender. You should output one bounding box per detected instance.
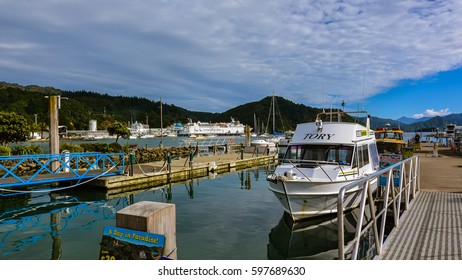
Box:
[208,162,218,173]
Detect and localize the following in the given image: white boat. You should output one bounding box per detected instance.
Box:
[267,111,380,221]
[277,130,295,158]
[250,139,277,153]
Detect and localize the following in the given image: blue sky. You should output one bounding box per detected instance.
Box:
[1,0,461,121]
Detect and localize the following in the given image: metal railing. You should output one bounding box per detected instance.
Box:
[337,155,420,260]
[179,136,236,148]
[0,152,125,191]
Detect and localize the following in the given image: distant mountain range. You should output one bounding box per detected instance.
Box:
[370,114,462,132]
[0,81,460,133]
[396,116,432,125]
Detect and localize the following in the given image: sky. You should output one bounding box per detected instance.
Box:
[1,0,462,121]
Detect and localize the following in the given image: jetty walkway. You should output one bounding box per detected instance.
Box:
[87,150,277,195]
[375,147,462,260]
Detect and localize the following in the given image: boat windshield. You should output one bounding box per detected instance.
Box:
[283,144,354,165]
[376,131,403,140]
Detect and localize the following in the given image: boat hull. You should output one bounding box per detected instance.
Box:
[268,178,377,221]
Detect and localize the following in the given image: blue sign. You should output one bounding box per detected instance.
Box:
[99,226,165,260]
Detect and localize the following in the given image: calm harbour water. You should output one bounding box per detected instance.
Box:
[0,165,370,260]
[0,166,286,260]
[2,132,430,260]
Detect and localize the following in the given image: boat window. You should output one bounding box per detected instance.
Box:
[354,144,370,168]
[284,145,353,165]
[375,132,385,139]
[376,131,403,140]
[369,143,380,169]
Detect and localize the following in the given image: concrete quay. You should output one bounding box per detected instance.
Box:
[85,151,277,195]
[416,146,462,193]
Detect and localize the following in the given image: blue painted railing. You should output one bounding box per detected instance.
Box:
[0,152,125,193]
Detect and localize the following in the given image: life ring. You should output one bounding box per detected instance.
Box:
[229,138,234,143]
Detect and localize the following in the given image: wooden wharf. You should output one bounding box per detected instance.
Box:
[375,147,462,260]
[86,150,277,195]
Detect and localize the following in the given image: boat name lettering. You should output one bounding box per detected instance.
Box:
[303,133,334,140]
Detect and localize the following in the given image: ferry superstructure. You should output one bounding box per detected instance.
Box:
[179,117,245,136]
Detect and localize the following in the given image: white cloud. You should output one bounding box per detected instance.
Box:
[0,0,462,113]
[412,108,452,119]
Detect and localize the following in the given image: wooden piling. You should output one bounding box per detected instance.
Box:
[116,201,177,259]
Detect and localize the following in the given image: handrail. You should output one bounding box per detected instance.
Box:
[337,155,420,260]
[0,152,125,190]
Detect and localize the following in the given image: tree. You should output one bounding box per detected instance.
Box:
[107,121,131,143]
[0,111,31,146]
[37,122,48,139]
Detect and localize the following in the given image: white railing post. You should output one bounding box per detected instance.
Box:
[337,155,420,260]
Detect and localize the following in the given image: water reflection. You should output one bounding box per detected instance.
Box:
[0,192,121,259]
[1,166,377,260]
[268,209,374,260]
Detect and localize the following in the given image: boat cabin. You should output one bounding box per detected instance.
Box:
[281,115,380,174]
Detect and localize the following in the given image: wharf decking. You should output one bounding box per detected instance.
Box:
[85,151,277,195]
[375,147,462,260]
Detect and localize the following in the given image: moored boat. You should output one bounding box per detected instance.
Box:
[277,130,295,159]
[250,139,277,153]
[374,125,405,154]
[267,111,380,221]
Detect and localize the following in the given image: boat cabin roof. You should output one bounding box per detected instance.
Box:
[290,121,375,145]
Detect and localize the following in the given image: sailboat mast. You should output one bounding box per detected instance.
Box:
[253,113,257,134]
[160,97,163,148]
[272,93,276,134]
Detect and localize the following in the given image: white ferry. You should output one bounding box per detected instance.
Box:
[178,117,245,136]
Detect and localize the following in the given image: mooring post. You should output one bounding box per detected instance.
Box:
[129,152,135,176]
[167,153,172,183]
[116,201,177,259]
[189,151,194,168]
[432,142,439,157]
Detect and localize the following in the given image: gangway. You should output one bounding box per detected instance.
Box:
[0,152,125,196]
[336,155,420,260]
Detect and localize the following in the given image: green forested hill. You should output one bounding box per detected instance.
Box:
[216,96,323,133]
[0,82,217,130]
[0,82,322,131]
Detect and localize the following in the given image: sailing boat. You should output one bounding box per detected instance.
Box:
[262,92,285,142]
[250,92,284,153]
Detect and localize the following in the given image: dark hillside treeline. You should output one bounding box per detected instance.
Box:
[0,82,217,130]
[0,82,324,132]
[1,82,460,132]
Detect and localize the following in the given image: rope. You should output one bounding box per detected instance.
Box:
[135,157,168,175]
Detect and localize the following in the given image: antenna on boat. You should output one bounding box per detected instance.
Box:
[322,70,326,113]
[362,69,366,111]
